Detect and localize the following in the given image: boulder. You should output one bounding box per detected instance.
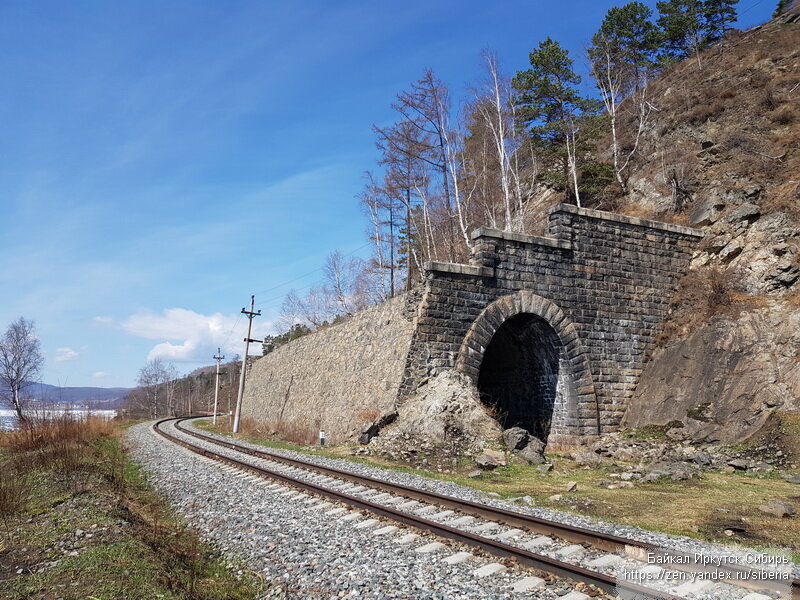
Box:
[516,444,546,465]
[538,463,554,473]
[566,481,578,492]
[727,459,750,470]
[641,461,698,482]
[758,500,796,518]
[574,450,603,466]
[476,448,507,470]
[476,453,501,470]
[367,371,502,466]
[728,202,761,222]
[502,427,529,451]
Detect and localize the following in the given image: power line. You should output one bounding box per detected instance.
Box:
[251,241,372,296]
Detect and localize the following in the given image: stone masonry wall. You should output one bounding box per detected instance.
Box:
[240,294,418,444]
[242,204,701,449]
[401,204,703,443]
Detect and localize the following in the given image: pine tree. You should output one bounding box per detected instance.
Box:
[595,1,659,73]
[512,38,599,206]
[703,0,739,44]
[656,0,739,65]
[656,0,706,65]
[773,0,790,16]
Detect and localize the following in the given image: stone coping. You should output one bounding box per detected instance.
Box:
[548,203,705,238]
[470,226,573,250]
[424,261,495,278]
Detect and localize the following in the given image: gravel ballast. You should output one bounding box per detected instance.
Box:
[178,419,799,580]
[127,421,571,599]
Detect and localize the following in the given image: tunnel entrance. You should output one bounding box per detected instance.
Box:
[477,313,568,443]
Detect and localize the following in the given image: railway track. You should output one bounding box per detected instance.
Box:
[153,417,798,600]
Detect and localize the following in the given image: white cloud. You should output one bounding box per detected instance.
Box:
[55,347,79,362]
[121,308,271,364]
[93,371,107,378]
[93,316,113,324]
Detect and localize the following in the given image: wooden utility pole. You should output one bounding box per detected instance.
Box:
[232,295,261,434]
[212,348,224,425]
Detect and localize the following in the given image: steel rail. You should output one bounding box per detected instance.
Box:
[160,417,799,600]
[155,417,676,599]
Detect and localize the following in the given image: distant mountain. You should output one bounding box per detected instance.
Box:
[16,383,133,409]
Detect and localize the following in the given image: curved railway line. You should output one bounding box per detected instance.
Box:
[153,417,798,600]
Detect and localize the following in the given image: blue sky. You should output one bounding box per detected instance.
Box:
[0,1,772,388]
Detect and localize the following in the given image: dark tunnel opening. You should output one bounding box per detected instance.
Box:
[477,313,564,443]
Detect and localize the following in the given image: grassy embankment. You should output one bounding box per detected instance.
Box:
[198,416,800,563]
[0,416,263,600]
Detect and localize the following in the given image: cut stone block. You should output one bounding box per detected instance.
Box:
[556,544,586,558]
[472,563,507,578]
[524,536,553,549]
[430,510,455,520]
[673,579,714,596]
[443,551,474,565]
[340,513,361,522]
[447,516,476,526]
[495,528,524,540]
[353,518,380,529]
[587,554,625,569]
[395,533,419,545]
[415,542,446,554]
[560,591,590,600]
[510,576,546,592]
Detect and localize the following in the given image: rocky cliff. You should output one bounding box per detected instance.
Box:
[609,20,800,440]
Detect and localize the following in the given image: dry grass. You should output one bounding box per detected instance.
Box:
[213,415,319,446]
[654,267,768,346]
[0,417,263,599]
[772,105,797,125]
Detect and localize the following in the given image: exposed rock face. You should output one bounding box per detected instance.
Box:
[623,305,800,443]
[367,371,502,466]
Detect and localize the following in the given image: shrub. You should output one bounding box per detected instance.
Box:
[772,106,796,125]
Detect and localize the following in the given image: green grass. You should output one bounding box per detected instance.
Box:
[0,419,264,600]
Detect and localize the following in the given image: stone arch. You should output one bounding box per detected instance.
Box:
[456,291,600,446]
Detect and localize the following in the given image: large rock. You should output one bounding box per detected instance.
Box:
[502,427,530,451]
[367,371,502,466]
[516,444,546,465]
[758,500,796,518]
[623,306,800,443]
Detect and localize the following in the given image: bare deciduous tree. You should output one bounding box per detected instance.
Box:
[0,317,44,423]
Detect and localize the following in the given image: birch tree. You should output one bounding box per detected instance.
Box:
[0,317,44,424]
[590,3,658,193]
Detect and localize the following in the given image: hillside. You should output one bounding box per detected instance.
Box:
[18,383,132,408]
[583,19,800,443]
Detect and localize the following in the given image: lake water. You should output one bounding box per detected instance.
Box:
[0,409,118,431]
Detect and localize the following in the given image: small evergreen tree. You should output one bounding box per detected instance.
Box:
[512,38,600,206]
[656,0,706,65]
[703,0,739,44]
[773,0,790,16]
[656,0,739,66]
